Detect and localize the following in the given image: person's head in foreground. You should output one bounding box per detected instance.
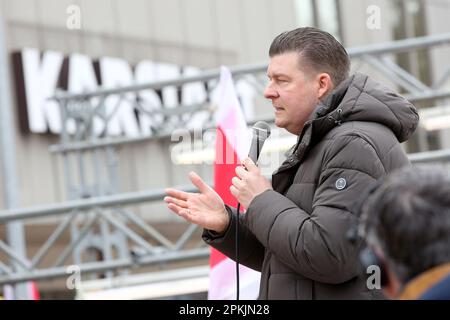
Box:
[361,166,450,300]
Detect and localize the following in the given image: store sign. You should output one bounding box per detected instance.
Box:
[12,48,256,137]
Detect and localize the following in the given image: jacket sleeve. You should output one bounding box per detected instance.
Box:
[202,205,265,272]
[245,134,387,284]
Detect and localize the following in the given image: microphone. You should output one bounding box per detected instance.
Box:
[248,121,271,164]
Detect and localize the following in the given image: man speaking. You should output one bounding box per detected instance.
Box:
[164,27,419,299]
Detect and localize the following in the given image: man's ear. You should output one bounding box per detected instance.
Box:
[317,73,333,100]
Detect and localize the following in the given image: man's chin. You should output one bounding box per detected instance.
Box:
[274,117,285,128]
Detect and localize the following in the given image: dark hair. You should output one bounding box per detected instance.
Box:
[363,166,450,283]
[269,27,350,86]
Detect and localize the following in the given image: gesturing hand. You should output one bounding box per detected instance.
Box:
[164,171,230,234]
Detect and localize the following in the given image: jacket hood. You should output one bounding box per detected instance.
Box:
[312,73,419,143]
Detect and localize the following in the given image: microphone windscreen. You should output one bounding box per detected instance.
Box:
[252,121,271,139]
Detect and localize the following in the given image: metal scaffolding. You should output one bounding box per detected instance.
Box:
[1,32,450,295]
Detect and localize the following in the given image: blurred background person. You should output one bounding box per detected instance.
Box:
[361,166,450,300]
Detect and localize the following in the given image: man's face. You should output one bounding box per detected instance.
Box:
[264,52,322,135]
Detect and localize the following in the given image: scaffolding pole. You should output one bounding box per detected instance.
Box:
[0,248,210,285]
[0,14,30,299]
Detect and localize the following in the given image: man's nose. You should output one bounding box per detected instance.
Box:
[264,84,278,99]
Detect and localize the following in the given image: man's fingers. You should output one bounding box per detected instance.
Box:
[231,176,244,189]
[235,165,250,179]
[168,203,195,224]
[165,188,189,201]
[167,203,184,215]
[242,157,259,173]
[189,171,211,194]
[164,196,188,209]
[230,185,238,198]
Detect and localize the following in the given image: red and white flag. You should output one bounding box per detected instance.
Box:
[2,279,40,300]
[208,66,260,300]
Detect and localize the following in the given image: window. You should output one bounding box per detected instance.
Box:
[391,0,431,86]
[294,0,343,42]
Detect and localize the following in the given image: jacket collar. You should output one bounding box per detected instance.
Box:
[398,263,450,300]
